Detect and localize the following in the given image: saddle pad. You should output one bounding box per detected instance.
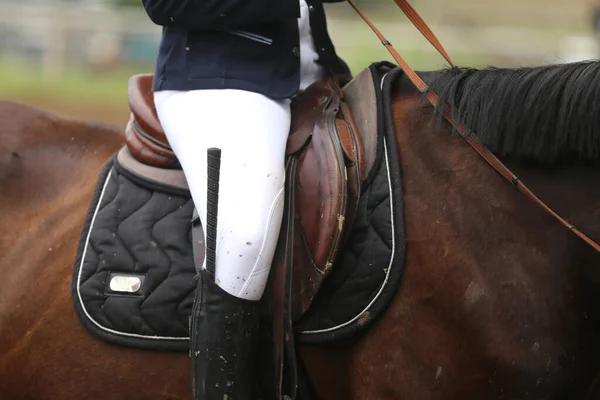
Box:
[71,62,407,351]
[296,62,407,343]
[72,156,196,351]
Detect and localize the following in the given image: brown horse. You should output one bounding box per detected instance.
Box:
[2,59,600,400]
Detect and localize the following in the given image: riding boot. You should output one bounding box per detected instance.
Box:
[190,268,260,400]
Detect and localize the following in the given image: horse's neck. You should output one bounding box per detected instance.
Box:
[392,86,600,255]
[504,161,600,236]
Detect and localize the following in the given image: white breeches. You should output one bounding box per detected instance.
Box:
[155,90,290,300]
[154,0,325,301]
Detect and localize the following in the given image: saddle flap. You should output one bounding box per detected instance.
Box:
[280,77,368,320]
[295,104,347,275]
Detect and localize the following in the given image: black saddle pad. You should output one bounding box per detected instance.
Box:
[71,61,407,351]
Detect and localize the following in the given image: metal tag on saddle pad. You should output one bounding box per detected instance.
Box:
[107,273,145,295]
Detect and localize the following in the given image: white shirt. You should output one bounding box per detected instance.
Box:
[298,0,327,91]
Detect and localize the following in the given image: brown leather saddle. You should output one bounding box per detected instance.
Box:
[126,73,368,399]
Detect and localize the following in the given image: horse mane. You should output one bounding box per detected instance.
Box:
[425,61,600,165]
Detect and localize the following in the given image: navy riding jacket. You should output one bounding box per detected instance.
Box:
[141,0,351,99]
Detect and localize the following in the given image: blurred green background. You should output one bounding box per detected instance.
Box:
[1,0,599,125]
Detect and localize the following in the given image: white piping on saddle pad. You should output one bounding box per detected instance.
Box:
[299,72,396,335]
[76,169,188,341]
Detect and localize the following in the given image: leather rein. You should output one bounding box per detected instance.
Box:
[346,0,600,253]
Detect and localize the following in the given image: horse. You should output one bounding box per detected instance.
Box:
[2,57,600,400]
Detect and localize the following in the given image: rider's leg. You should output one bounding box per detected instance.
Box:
[153,1,327,397]
[156,89,291,300]
[154,88,291,399]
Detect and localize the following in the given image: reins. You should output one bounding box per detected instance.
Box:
[346,0,600,253]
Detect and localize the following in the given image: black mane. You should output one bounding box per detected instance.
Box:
[426,61,600,164]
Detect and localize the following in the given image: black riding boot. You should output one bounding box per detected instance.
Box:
[190,268,260,400]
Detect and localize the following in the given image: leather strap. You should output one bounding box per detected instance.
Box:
[391,0,453,66]
[346,0,600,253]
[272,156,299,400]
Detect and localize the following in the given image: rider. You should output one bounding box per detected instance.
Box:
[140,0,350,398]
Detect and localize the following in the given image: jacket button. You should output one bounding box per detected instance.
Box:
[293,47,300,57]
[308,5,314,12]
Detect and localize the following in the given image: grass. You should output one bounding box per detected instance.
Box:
[0,59,142,108]
[0,48,485,109]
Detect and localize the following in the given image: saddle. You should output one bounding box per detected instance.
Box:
[126,73,370,399]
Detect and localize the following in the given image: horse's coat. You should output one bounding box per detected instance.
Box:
[2,58,600,398]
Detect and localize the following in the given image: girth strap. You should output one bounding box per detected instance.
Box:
[272,156,300,400]
[346,0,600,253]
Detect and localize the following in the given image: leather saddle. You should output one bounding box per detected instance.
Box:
[126,73,369,399]
[127,73,369,317]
